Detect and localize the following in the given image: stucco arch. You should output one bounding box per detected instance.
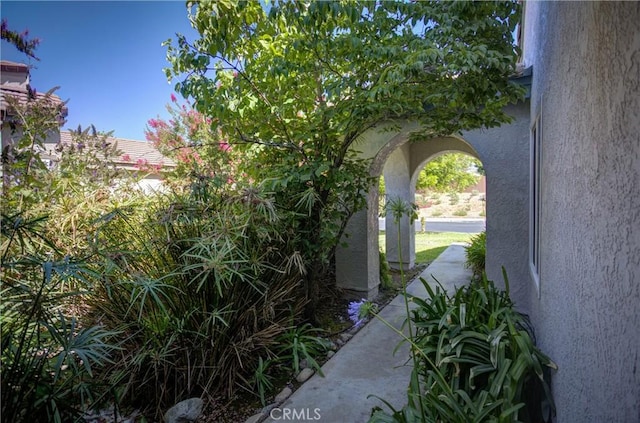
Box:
[336,102,532,310]
[379,136,483,270]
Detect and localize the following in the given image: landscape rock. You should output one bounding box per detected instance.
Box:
[274,387,293,403]
[296,368,315,383]
[327,341,338,351]
[164,398,203,423]
[299,358,310,369]
[326,351,335,359]
[83,406,139,423]
[340,333,353,343]
[244,411,265,423]
[261,403,278,415]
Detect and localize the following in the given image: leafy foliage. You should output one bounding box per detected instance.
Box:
[370,272,556,423]
[145,98,240,191]
[1,214,118,423]
[164,0,525,316]
[417,153,481,193]
[1,18,40,60]
[466,231,487,278]
[379,250,393,290]
[86,184,310,418]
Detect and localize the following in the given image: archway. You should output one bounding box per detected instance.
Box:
[335,101,532,309]
[380,138,482,270]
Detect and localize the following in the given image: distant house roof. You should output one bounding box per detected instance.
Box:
[59,130,176,170]
[1,61,29,73]
[0,60,68,122]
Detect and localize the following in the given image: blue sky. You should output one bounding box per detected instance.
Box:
[1,1,198,141]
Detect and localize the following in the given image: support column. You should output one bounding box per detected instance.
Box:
[335,188,380,299]
[383,146,415,270]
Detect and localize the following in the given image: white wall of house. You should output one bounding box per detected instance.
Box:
[524,2,640,421]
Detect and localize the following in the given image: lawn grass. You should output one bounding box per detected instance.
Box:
[379,231,476,265]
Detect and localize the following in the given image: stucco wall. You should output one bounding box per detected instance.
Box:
[461,103,532,310]
[525,2,640,421]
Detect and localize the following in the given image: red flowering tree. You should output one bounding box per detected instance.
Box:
[145,96,240,192]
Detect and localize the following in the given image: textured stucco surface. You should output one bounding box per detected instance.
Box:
[524,2,640,422]
[383,144,415,269]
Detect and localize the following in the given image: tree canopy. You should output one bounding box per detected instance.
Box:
[164,0,524,314]
[417,153,482,193]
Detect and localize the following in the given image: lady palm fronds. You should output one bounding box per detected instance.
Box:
[1,212,119,423]
[88,187,308,418]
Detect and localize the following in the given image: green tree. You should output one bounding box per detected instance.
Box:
[417,153,481,193]
[165,0,524,317]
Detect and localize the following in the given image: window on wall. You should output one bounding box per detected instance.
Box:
[530,114,541,295]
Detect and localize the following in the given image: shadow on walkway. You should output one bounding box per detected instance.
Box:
[261,243,472,423]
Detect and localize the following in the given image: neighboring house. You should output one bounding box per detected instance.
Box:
[56,130,176,191]
[0,60,174,191]
[1,60,67,148]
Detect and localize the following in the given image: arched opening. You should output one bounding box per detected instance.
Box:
[410,151,485,266]
[376,137,485,273]
[411,151,485,225]
[336,102,531,302]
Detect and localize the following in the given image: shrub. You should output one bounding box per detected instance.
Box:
[465,231,486,277]
[448,192,460,205]
[1,94,121,422]
[1,213,118,423]
[379,250,393,290]
[88,185,309,418]
[370,272,556,423]
[453,208,468,217]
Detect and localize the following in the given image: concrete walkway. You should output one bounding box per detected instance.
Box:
[263,243,473,423]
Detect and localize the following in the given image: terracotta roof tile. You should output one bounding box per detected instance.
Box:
[59,130,176,168]
[0,61,30,73]
[0,86,68,118]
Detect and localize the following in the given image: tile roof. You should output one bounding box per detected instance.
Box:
[0,86,68,118]
[0,61,29,73]
[1,60,68,120]
[59,130,176,169]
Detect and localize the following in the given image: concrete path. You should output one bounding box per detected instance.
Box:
[263,243,473,423]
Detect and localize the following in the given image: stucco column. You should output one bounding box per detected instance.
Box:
[335,188,380,299]
[383,146,415,270]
